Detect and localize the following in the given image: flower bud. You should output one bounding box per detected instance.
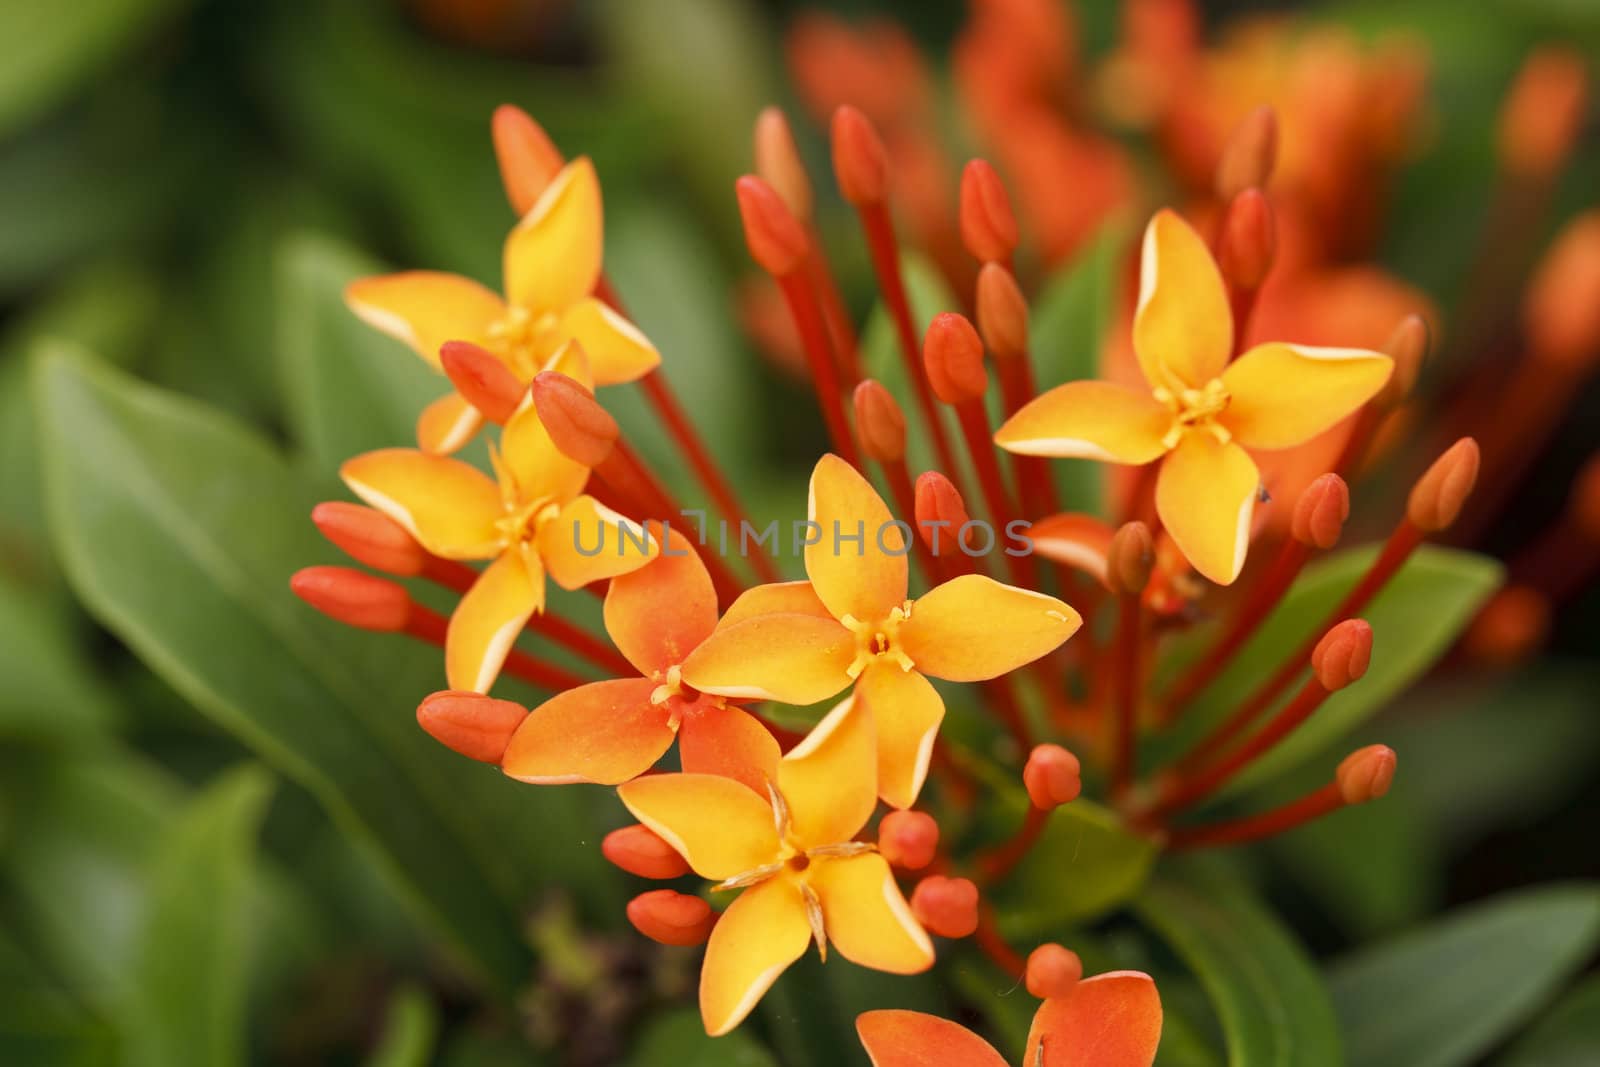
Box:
[1524,211,1600,369]
[626,889,715,947]
[1336,744,1397,805]
[1463,584,1550,668]
[959,159,1019,263]
[416,690,527,764]
[290,566,410,631]
[830,105,890,206]
[1105,522,1155,596]
[1407,438,1480,533]
[1290,474,1350,550]
[1217,189,1276,291]
[1023,744,1082,810]
[492,104,564,216]
[1311,619,1373,691]
[910,876,979,939]
[312,502,426,576]
[975,262,1029,362]
[754,107,813,222]
[923,312,988,405]
[878,810,939,870]
[440,340,524,424]
[853,379,907,463]
[735,175,810,277]
[1376,314,1429,407]
[602,824,692,880]
[531,371,619,467]
[1215,105,1278,201]
[1025,943,1083,1000]
[914,471,974,557]
[1497,48,1588,179]
[1570,453,1600,540]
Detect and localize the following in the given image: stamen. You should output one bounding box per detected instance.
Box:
[801,881,828,961]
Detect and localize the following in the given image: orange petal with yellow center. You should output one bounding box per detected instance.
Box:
[617,772,780,880]
[811,852,933,973]
[899,574,1082,682]
[856,662,943,810]
[1155,434,1259,586]
[680,613,855,705]
[806,454,910,625]
[537,495,658,591]
[500,678,671,785]
[445,549,545,693]
[1024,971,1163,1067]
[1219,342,1394,450]
[716,580,834,630]
[503,157,603,315]
[678,704,781,796]
[1134,210,1232,391]
[777,695,878,850]
[604,531,718,675]
[994,381,1171,463]
[556,298,661,386]
[416,392,485,455]
[341,449,503,560]
[700,874,812,1037]
[856,1010,1008,1067]
[344,271,506,368]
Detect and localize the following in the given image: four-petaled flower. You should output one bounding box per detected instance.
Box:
[619,697,934,1036]
[341,343,657,692]
[345,157,660,454]
[679,454,1082,809]
[995,210,1393,584]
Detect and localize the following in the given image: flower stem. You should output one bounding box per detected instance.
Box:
[1164,782,1344,850]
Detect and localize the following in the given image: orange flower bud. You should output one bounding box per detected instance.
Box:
[1290,474,1350,550]
[311,502,426,576]
[626,889,716,947]
[830,105,890,206]
[1311,619,1372,692]
[440,340,523,424]
[735,175,810,277]
[878,810,939,870]
[1024,943,1083,1000]
[602,824,692,880]
[1570,453,1600,540]
[416,690,527,764]
[1463,584,1550,668]
[922,312,988,405]
[1105,521,1155,596]
[754,107,813,222]
[975,263,1029,362]
[1407,438,1480,533]
[910,876,979,939]
[959,159,1019,264]
[915,471,974,557]
[531,371,619,467]
[1214,105,1278,201]
[1524,211,1600,368]
[492,104,563,217]
[1376,314,1429,407]
[1336,744,1397,805]
[1497,48,1588,179]
[290,566,410,632]
[1217,189,1276,292]
[1022,744,1082,810]
[852,380,908,463]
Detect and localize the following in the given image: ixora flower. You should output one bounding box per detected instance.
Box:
[618,697,933,1036]
[855,971,1163,1067]
[340,342,657,692]
[679,454,1082,808]
[995,210,1394,584]
[344,156,660,454]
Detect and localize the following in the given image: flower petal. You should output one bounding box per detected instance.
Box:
[716,580,834,630]
[994,381,1171,462]
[678,704,781,796]
[700,875,812,1037]
[500,678,671,784]
[617,772,780,881]
[503,157,603,315]
[537,495,658,591]
[1026,513,1115,584]
[446,549,545,693]
[806,454,909,624]
[416,392,485,455]
[344,271,505,367]
[557,297,661,386]
[1155,434,1259,585]
[1220,342,1394,450]
[1134,210,1232,390]
[604,530,718,675]
[1025,971,1163,1067]
[856,663,943,810]
[899,574,1082,682]
[812,853,933,974]
[777,695,877,849]
[856,1010,1008,1067]
[680,614,855,704]
[341,448,503,560]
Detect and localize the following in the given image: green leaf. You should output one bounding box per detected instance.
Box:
[120,765,273,1067]
[34,345,612,993]
[0,571,117,742]
[1136,862,1342,1067]
[626,1010,778,1067]
[993,799,1159,938]
[364,985,439,1067]
[1498,975,1600,1067]
[1330,883,1600,1067]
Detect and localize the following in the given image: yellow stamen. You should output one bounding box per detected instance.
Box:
[840,602,917,679]
[1153,377,1233,449]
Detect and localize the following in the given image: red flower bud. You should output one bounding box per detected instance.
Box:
[416,690,527,764]
[492,104,563,217]
[1025,943,1083,1000]
[959,159,1019,263]
[735,175,810,277]
[754,107,813,222]
[1336,745,1397,805]
[1570,453,1600,540]
[922,312,987,405]
[1524,211,1600,369]
[1023,744,1082,810]
[1214,105,1278,200]
[1290,474,1350,550]
[910,876,979,939]
[626,889,715,946]
[830,105,890,206]
[1105,522,1155,596]
[1311,619,1373,692]
[311,502,426,576]
[1377,314,1429,407]
[602,824,692,880]
[878,810,939,870]
[290,566,410,632]
[1408,438,1480,533]
[975,263,1028,362]
[440,340,524,424]
[1217,188,1276,291]
[1497,47,1588,179]
[531,371,619,467]
[914,471,974,557]
[1463,585,1550,668]
[853,379,907,463]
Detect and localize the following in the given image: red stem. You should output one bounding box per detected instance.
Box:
[995,355,1058,519]
[1165,782,1345,850]
[777,272,861,467]
[973,906,1026,980]
[881,457,942,588]
[976,805,1047,884]
[805,230,862,385]
[955,400,1036,589]
[1113,592,1142,793]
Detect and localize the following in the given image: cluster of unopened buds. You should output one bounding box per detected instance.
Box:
[288,9,1600,1055]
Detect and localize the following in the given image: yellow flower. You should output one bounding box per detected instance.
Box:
[618,697,933,1036]
[340,343,657,692]
[344,157,661,454]
[679,454,1081,809]
[995,209,1394,584]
